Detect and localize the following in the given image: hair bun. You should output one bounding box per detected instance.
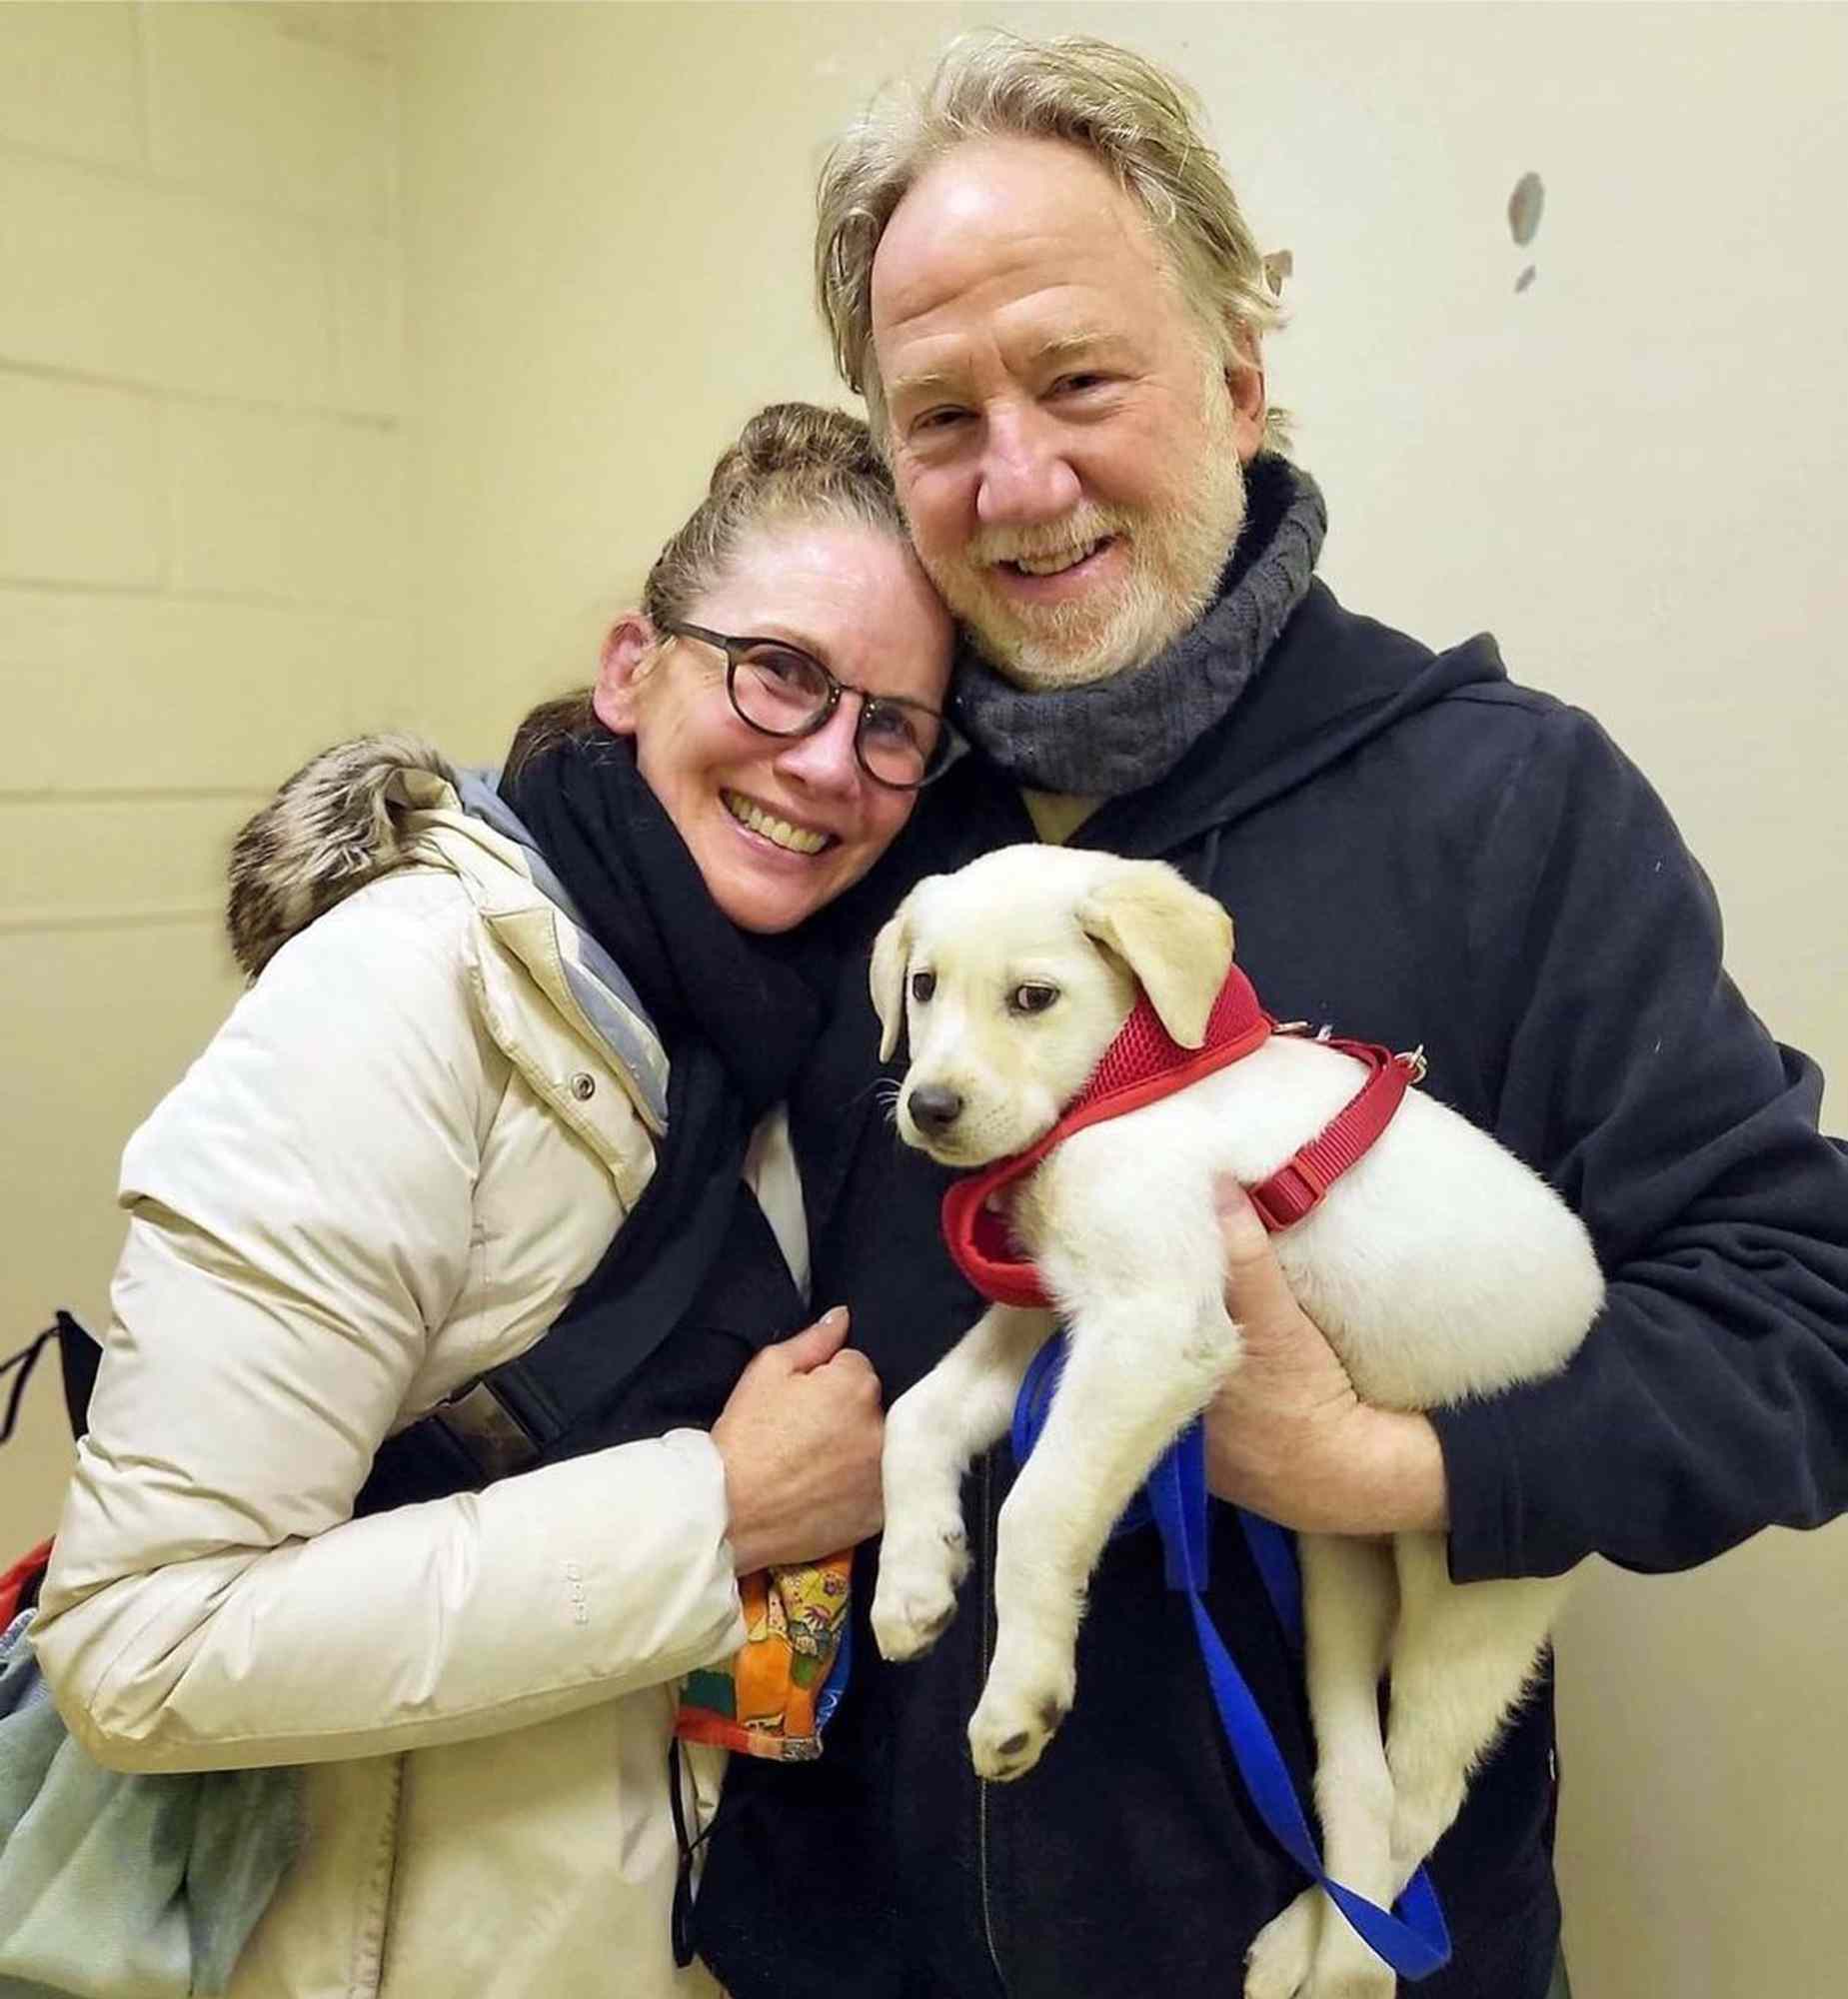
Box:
[710,402,884,495]
[642,399,905,632]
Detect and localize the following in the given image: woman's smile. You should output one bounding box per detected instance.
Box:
[602,520,952,933]
[721,789,837,858]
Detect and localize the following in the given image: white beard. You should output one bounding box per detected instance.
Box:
[932,401,1249,693]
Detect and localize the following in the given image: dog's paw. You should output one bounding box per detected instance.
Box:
[870,1522,969,1662]
[1299,1918,1397,1999]
[1244,1888,1321,1999]
[966,1647,1076,1782]
[1300,1968,1395,1999]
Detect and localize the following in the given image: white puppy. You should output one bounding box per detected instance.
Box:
[869,845,1603,1999]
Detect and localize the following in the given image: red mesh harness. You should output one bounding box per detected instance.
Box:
[939,965,1423,1309]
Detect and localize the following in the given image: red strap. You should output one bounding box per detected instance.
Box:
[941,970,1272,1310]
[941,1004,1425,1306]
[1246,1040,1418,1230]
[0,1537,52,1629]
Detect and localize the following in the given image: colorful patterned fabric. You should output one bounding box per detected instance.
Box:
[676,1552,852,1761]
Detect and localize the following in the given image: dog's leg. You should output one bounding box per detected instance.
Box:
[872,1303,1052,1664]
[968,1291,1237,1782]
[1247,1534,1398,1999]
[1379,1535,1573,1910]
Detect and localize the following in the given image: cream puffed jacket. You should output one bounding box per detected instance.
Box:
[29,740,794,1999]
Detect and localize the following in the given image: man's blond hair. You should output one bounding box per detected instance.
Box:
[816,32,1290,452]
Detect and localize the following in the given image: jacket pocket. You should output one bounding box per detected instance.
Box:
[228,1754,404,1999]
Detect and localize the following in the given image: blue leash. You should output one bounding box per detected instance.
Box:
[814,1596,854,1736]
[1010,1335,1451,1981]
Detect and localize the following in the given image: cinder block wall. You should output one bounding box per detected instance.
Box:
[0,2,413,1540]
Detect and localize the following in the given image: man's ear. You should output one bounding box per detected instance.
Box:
[592,615,657,734]
[1077,861,1234,1049]
[869,900,918,1062]
[1223,333,1267,464]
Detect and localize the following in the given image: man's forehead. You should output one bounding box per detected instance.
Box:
[871,135,1164,340]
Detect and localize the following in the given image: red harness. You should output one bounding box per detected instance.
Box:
[939,965,1422,1309]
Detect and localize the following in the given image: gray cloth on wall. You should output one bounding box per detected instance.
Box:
[0,1611,304,1998]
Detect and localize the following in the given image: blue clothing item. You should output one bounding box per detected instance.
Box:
[0,1612,303,1998]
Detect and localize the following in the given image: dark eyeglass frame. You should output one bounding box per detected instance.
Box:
[660,621,965,792]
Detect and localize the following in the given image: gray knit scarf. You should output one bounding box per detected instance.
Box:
[948,455,1327,796]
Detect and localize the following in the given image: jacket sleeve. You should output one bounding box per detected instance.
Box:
[31,881,746,1774]
[1433,704,1848,1582]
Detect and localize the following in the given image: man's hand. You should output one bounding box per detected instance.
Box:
[711,1306,885,1573]
[1205,1181,1449,1536]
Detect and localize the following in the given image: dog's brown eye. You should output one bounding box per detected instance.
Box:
[911,971,936,1002]
[1010,984,1058,1015]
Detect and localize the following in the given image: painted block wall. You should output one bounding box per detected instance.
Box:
[0,2,412,1542]
[0,6,1841,1998]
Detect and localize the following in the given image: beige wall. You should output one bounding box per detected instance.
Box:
[0,1,412,1536]
[4,4,1845,1995]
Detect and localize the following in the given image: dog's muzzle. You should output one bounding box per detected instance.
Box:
[906,1082,964,1139]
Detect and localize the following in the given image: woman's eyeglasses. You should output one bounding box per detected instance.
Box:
[661,622,965,791]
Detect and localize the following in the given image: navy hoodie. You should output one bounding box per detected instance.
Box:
[696,560,1848,1999]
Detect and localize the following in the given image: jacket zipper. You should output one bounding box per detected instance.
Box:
[977,1450,1008,1993]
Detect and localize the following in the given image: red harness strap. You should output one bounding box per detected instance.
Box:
[940,967,1421,1308]
[1245,1037,1416,1231]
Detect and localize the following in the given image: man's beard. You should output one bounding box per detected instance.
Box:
[925,402,1249,693]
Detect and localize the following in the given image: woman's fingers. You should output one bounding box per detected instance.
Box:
[769,1303,853,1374]
[711,1312,885,1572]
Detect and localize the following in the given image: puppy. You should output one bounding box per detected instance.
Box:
[868,845,1603,1999]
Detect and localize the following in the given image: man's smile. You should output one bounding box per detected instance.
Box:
[999,534,1116,579]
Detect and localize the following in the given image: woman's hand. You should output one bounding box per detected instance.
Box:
[711,1306,885,1573]
[1205,1181,1449,1536]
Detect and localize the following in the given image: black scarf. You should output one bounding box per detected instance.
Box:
[340,729,833,1525]
[488,727,837,1455]
[502,725,829,1116]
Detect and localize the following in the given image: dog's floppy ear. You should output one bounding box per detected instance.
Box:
[1076,861,1234,1049]
[869,898,917,1062]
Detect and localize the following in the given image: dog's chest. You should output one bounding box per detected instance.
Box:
[999,1171,1059,1268]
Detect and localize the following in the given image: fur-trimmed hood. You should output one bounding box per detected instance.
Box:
[227,736,461,980]
[224,735,670,1132]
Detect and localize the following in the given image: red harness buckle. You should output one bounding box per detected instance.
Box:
[1246,1153,1330,1230]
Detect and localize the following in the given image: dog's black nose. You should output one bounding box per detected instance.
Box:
[907,1083,964,1136]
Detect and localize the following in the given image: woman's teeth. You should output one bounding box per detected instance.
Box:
[724,792,830,855]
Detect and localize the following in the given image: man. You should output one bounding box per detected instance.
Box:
[696,33,1848,1999]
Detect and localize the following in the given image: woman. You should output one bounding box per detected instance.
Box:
[25,405,957,1998]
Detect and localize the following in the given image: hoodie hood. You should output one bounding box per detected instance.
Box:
[1075,584,1512,865]
[226,736,461,981]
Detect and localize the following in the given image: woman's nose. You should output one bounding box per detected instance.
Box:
[773,698,865,795]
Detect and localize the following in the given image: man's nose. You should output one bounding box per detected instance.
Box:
[774,697,864,796]
[975,408,1081,528]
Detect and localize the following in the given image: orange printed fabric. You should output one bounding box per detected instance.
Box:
[676,1551,852,1762]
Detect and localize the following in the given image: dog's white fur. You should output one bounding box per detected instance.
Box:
[869,846,1603,1999]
